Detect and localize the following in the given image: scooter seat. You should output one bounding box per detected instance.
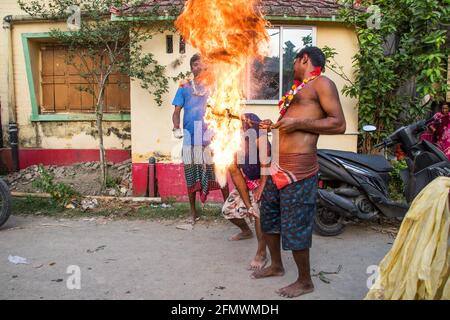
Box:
[319,149,392,172]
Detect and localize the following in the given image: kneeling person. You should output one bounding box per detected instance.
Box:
[222,113,270,270]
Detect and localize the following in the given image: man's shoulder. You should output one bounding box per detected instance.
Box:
[314,75,335,86]
[313,75,338,92]
[178,79,192,89]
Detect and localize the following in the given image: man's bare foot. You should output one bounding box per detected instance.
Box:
[188,216,200,225]
[276,280,314,298]
[247,255,268,271]
[251,265,285,279]
[228,230,253,241]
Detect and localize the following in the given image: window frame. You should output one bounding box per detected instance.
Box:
[245,25,317,105]
[22,32,131,122]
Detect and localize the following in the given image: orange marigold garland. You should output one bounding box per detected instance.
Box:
[278,67,322,120]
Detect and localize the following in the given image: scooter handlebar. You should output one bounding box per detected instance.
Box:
[374,138,394,149]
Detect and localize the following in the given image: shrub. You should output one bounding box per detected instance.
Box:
[32,166,80,207]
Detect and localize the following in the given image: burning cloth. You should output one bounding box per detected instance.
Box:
[175,0,269,186]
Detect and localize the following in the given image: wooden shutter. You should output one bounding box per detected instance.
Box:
[105,74,130,113]
[41,46,55,112]
[40,44,130,114]
[53,48,69,111]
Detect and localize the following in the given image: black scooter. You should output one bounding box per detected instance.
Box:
[314,118,450,236]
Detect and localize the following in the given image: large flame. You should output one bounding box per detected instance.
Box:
[176,0,269,187]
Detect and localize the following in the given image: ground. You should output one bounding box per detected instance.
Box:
[0,202,396,300]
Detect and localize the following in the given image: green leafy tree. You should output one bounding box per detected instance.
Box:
[18,0,178,188]
[329,0,449,153]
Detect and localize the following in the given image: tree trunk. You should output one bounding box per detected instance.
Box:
[96,82,107,189]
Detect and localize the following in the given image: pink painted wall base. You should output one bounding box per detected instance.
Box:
[133,162,233,202]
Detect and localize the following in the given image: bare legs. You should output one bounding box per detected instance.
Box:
[251,234,314,298]
[188,191,198,223]
[248,217,268,270]
[220,186,230,202]
[228,218,253,241]
[227,164,267,269]
[276,249,314,298]
[187,183,228,224]
[251,233,285,278]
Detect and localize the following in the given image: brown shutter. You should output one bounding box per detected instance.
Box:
[53,48,68,111]
[120,74,131,112]
[67,52,83,112]
[40,44,130,114]
[41,47,55,112]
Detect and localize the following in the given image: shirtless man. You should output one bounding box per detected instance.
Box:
[252,46,346,298]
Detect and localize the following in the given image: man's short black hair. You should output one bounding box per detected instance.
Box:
[296,46,326,71]
[190,53,201,69]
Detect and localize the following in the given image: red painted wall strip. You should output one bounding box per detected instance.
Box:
[132,163,149,197]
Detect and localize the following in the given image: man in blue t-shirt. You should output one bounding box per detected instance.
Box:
[172,54,229,223]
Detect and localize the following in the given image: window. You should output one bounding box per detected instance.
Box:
[245,26,315,104]
[166,35,174,54]
[39,44,130,114]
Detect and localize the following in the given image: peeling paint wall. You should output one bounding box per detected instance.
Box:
[20,121,131,149]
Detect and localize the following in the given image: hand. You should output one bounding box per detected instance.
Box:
[272,118,299,133]
[253,183,265,202]
[259,119,273,131]
[247,206,260,219]
[172,128,183,139]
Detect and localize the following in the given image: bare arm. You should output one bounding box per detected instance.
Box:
[228,163,253,210]
[252,135,270,202]
[297,78,346,134]
[172,106,182,129]
[273,78,346,135]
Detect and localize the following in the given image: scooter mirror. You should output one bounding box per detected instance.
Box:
[362,125,377,132]
[420,94,432,107]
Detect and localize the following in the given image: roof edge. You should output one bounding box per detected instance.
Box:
[110,13,344,23]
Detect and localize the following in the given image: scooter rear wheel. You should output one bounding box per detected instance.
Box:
[314,206,346,236]
[0,178,12,228]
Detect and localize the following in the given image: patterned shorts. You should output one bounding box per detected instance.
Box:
[222,188,260,224]
[261,175,318,251]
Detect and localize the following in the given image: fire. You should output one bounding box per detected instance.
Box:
[175,0,269,187]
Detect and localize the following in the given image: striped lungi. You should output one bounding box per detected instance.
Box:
[182,145,221,203]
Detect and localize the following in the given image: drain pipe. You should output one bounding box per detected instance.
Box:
[148,157,157,197]
[3,15,19,171]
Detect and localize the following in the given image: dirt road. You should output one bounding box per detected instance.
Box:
[0,215,392,300]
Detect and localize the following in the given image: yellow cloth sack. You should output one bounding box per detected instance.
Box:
[366,177,450,300]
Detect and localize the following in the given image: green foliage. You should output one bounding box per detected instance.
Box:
[388,159,408,201]
[32,166,80,207]
[105,175,121,189]
[13,197,223,221]
[331,0,449,152]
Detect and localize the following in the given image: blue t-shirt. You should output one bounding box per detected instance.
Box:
[172,82,211,146]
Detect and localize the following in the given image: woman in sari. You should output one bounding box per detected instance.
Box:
[426,103,450,160]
